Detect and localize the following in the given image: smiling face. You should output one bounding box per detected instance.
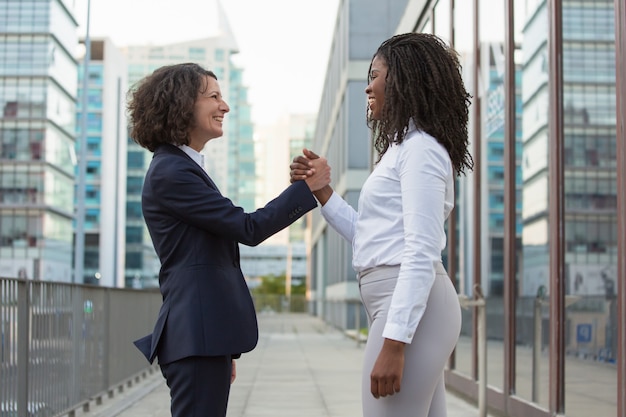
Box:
[365,55,388,120]
[188,75,230,151]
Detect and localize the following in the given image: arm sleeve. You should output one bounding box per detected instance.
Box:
[320,191,358,243]
[146,163,317,246]
[382,139,451,343]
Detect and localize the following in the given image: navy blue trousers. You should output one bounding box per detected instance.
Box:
[160,355,232,417]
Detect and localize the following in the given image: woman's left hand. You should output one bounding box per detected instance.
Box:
[231,359,237,384]
[370,338,405,398]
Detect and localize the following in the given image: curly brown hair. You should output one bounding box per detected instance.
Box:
[368,33,473,175]
[127,63,217,152]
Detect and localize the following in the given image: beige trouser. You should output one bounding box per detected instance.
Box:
[359,263,461,417]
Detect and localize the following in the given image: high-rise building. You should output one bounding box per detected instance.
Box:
[75,37,128,286]
[0,0,78,281]
[308,0,410,329]
[120,3,254,287]
[239,114,316,285]
[287,113,316,245]
[457,43,524,297]
[520,0,617,299]
[379,1,624,415]
[227,65,255,212]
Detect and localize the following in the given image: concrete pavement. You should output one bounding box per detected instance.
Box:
[75,313,487,417]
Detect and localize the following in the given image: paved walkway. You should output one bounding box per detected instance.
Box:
[76,313,487,417]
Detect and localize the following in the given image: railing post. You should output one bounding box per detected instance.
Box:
[459,284,486,417]
[71,286,83,406]
[17,280,29,417]
[477,292,486,417]
[355,301,361,347]
[532,288,578,404]
[532,288,545,402]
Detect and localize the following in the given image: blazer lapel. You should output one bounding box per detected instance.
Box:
[198,164,220,192]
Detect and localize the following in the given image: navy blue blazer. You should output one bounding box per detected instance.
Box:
[134,144,317,364]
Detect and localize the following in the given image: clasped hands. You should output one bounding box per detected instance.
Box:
[291,149,329,192]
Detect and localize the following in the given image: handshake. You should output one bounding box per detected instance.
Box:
[290,149,331,193]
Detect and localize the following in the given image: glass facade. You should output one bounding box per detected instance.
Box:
[412,0,623,416]
[123,39,253,287]
[0,0,77,281]
[73,38,128,288]
[75,59,101,284]
[309,0,625,415]
[228,66,255,211]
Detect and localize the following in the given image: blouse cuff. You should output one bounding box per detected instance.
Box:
[382,323,415,344]
[320,190,342,218]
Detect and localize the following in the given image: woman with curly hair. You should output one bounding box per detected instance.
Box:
[128,63,330,417]
[291,33,473,416]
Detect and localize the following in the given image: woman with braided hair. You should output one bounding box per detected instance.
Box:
[291,33,473,416]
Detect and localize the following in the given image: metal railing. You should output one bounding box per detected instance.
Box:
[0,278,161,417]
[0,279,314,417]
[458,284,487,417]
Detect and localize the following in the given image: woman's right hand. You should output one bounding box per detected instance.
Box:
[303,156,331,192]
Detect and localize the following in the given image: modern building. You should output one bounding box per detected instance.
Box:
[519,0,618,300]
[241,113,315,288]
[287,113,316,245]
[458,42,524,298]
[120,2,254,287]
[307,0,624,416]
[240,243,307,281]
[308,0,410,330]
[0,0,78,281]
[75,37,127,286]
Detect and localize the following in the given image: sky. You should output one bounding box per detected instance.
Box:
[74,0,340,125]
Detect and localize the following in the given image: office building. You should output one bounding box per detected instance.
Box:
[240,113,316,286]
[308,0,410,329]
[75,37,128,286]
[457,43,524,297]
[121,3,254,287]
[0,0,78,281]
[519,0,618,300]
[308,0,622,416]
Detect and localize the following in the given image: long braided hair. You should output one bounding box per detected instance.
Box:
[368,33,474,175]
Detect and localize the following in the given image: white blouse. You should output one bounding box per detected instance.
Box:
[320,126,454,343]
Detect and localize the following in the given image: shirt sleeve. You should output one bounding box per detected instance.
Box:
[382,137,452,343]
[146,159,317,247]
[320,191,357,243]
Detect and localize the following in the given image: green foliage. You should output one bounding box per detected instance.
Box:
[251,274,306,295]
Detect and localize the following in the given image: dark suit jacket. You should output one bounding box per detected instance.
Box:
[134,143,317,364]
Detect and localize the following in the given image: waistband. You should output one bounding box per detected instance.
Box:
[358,265,400,284]
[358,262,446,285]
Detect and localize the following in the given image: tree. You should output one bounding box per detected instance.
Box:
[251,274,306,295]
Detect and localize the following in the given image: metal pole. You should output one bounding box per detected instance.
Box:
[74,0,91,284]
[471,0,482,382]
[355,301,360,347]
[459,285,486,417]
[548,0,566,412]
[285,244,292,311]
[16,281,29,417]
[532,297,542,402]
[614,1,626,416]
[477,293,486,417]
[503,0,517,401]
